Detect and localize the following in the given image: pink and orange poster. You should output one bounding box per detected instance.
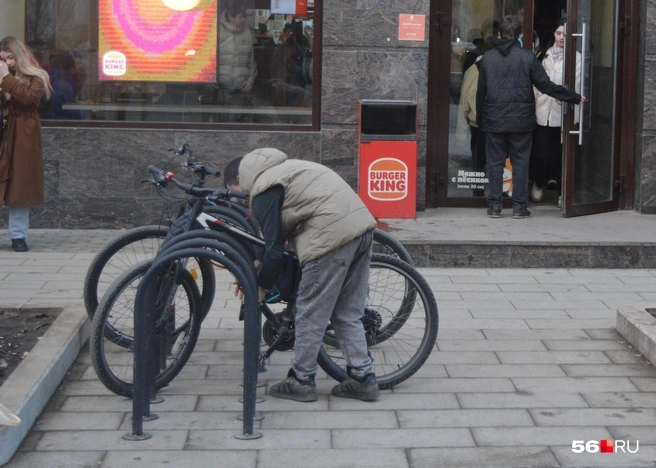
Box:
[99,0,218,82]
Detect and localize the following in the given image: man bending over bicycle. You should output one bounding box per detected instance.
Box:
[237,148,380,402]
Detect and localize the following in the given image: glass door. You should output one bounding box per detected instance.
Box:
[561,0,620,216]
[427,0,531,207]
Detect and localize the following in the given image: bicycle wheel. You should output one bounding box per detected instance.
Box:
[317,254,438,389]
[90,260,203,398]
[84,223,217,325]
[373,229,413,265]
[84,225,168,318]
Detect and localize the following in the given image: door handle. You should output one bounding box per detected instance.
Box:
[434,12,450,33]
[569,22,587,146]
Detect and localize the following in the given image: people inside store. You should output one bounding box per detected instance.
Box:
[530,18,581,207]
[209,1,257,108]
[459,55,486,197]
[283,19,311,89]
[255,23,275,47]
[278,23,293,44]
[42,50,83,120]
[476,16,584,219]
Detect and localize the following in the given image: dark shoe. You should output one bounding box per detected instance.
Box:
[486,203,502,218]
[331,373,380,401]
[269,369,317,402]
[512,206,532,219]
[11,238,29,252]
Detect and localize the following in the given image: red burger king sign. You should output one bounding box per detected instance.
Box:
[368,158,408,200]
[359,140,416,218]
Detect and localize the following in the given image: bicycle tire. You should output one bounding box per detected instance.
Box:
[83,225,169,317]
[316,254,438,390]
[373,229,413,265]
[83,225,215,340]
[90,260,203,398]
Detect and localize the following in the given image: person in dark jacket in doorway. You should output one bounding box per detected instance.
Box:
[476,15,585,219]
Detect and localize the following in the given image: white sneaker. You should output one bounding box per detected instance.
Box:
[530,183,544,202]
[557,196,562,208]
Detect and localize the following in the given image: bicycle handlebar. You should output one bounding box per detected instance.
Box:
[148,165,247,200]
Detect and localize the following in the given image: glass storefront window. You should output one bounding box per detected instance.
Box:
[446,0,525,198]
[26,0,316,126]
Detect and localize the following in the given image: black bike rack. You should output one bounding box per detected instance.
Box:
[124,244,262,441]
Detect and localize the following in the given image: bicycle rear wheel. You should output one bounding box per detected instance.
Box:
[90,260,203,398]
[372,229,413,265]
[317,254,438,389]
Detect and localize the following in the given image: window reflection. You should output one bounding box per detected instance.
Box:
[26,0,315,126]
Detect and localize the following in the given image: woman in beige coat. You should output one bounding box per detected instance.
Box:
[530,19,581,206]
[0,37,51,252]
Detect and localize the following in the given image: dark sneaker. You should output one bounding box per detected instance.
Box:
[11,238,29,252]
[512,206,532,219]
[331,373,380,401]
[269,369,317,402]
[486,203,502,218]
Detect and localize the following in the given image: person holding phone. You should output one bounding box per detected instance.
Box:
[0,36,51,252]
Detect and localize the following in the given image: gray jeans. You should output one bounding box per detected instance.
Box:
[292,229,375,381]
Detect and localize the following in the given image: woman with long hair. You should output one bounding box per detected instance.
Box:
[530,19,582,206]
[0,36,51,252]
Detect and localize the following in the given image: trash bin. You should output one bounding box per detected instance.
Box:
[358,99,417,218]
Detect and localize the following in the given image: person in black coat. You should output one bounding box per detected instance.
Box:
[476,15,585,219]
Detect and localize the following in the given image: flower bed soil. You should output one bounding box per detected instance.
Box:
[0,308,61,387]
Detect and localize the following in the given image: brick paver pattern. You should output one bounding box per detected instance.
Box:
[1,230,655,467]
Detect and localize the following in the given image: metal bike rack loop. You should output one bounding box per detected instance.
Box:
[125,245,261,441]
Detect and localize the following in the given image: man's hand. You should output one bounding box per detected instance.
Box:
[233,281,245,301]
[233,281,268,303]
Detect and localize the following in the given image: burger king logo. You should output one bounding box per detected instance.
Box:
[102,51,127,77]
[368,158,408,201]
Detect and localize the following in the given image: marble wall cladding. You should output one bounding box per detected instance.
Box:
[320,126,359,165]
[647,0,656,52]
[324,0,430,48]
[322,49,429,126]
[638,134,656,211]
[642,57,656,131]
[31,128,322,228]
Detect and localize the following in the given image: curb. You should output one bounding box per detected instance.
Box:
[0,305,90,466]
[616,302,656,368]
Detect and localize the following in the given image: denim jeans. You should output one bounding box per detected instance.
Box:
[291,229,375,381]
[8,207,30,240]
[486,131,532,207]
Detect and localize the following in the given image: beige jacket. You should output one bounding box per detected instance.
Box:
[218,14,257,90]
[239,148,376,265]
[535,47,581,127]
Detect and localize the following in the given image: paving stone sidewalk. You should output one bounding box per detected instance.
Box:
[1,230,656,467]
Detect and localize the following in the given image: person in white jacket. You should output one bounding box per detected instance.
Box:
[530,19,581,206]
[216,2,257,107]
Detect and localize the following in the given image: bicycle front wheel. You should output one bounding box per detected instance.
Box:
[90,260,203,398]
[317,254,438,389]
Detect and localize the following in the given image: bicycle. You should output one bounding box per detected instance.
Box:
[91,167,438,397]
[83,141,412,321]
